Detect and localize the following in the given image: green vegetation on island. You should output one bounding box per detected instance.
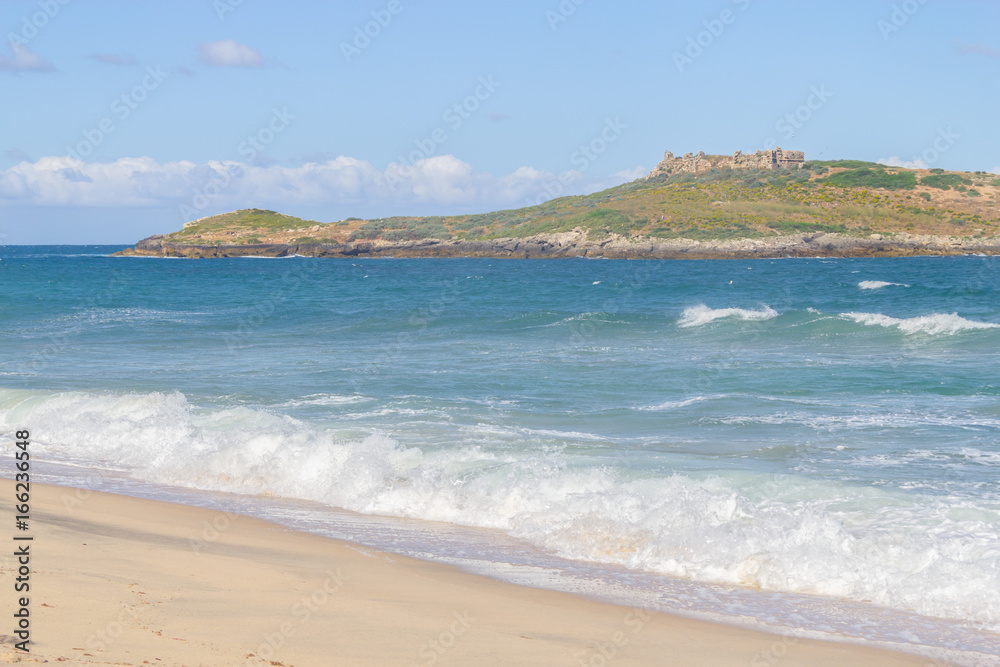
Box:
[153,159,1000,249]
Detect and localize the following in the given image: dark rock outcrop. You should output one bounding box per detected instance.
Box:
[115,232,1000,260]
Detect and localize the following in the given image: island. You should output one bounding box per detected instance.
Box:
[115,151,1000,259]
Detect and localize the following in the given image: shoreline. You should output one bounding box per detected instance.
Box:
[0,479,937,666]
[113,231,1000,260]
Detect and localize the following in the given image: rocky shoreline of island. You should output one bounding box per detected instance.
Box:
[113,230,1000,260]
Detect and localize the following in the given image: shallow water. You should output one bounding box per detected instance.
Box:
[2,247,999,661]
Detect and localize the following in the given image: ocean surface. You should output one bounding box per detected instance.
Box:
[2,246,1000,663]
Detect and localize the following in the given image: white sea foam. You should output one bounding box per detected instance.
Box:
[717,411,1000,431]
[537,312,620,329]
[51,307,209,328]
[235,255,299,259]
[279,394,369,408]
[841,312,1000,335]
[859,280,909,290]
[4,388,1000,630]
[678,305,778,328]
[637,396,716,411]
[959,448,1000,465]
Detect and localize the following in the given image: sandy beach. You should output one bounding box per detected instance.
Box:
[0,479,936,666]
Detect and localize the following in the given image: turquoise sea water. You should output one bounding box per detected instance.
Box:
[2,246,999,661]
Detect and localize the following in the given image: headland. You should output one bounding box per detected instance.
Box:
[114,151,1000,259]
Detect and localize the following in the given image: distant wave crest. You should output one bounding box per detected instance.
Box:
[842,312,1000,335]
[858,280,909,290]
[678,305,778,328]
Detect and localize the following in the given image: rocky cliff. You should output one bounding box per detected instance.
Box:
[115,230,1000,260]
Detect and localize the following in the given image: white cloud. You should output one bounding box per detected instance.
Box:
[0,44,54,73]
[991,167,1000,175]
[0,156,192,206]
[199,40,263,68]
[878,156,928,170]
[0,155,646,217]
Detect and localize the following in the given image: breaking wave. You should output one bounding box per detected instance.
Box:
[842,312,1000,335]
[858,280,910,290]
[678,305,779,328]
[3,387,999,630]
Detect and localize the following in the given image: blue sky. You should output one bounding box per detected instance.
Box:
[1,0,998,244]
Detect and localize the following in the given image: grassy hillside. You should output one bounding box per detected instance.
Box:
[160,161,1000,246]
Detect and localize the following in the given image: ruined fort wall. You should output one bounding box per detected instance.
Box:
[646,148,804,179]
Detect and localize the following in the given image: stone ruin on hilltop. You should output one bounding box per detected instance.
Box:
[645,148,805,179]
